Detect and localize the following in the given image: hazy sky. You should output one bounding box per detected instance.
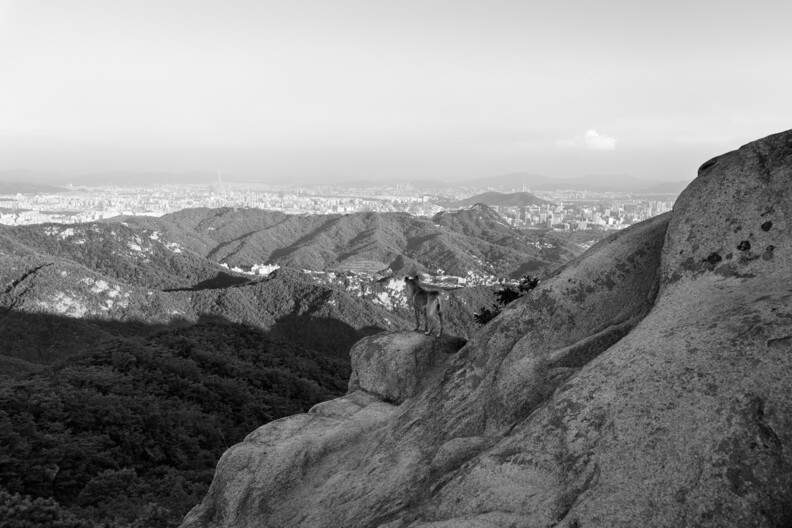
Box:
[1,0,791,183]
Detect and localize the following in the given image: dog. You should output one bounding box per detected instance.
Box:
[404,275,443,337]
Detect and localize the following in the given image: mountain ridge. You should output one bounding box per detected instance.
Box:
[110,205,577,279]
[1,208,521,367]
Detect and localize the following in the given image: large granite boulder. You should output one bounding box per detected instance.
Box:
[348,332,467,404]
[181,130,792,528]
[179,389,401,528]
[180,331,467,528]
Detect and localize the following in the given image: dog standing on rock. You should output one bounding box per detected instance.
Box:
[404,276,443,337]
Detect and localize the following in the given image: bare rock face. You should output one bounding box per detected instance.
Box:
[181,130,792,528]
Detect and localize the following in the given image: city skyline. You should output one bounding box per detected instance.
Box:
[0,178,674,232]
[1,1,791,183]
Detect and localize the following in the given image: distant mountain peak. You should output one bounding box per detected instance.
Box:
[468,202,501,219]
[440,191,551,210]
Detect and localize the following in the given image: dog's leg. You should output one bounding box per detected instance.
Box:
[413,305,420,331]
[436,302,443,337]
[424,306,430,335]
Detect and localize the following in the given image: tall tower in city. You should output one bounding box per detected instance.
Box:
[213,169,225,195]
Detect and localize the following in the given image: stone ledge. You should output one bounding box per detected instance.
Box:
[348,331,467,404]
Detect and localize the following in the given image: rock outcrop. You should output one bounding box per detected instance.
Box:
[181,130,792,528]
[348,332,467,404]
[181,332,467,528]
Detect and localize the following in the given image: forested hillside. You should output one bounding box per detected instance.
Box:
[0,316,349,527]
[0,222,232,290]
[112,205,577,278]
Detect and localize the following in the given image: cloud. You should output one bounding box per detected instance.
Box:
[556,130,617,151]
[583,129,617,150]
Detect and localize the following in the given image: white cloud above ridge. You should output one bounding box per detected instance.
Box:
[584,130,617,150]
[556,130,617,151]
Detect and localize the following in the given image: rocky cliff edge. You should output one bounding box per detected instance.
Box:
[181,130,792,528]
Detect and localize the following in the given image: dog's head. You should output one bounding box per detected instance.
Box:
[404,275,419,288]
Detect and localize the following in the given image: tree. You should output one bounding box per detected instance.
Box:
[473,305,498,326]
[474,275,539,325]
[0,489,94,528]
